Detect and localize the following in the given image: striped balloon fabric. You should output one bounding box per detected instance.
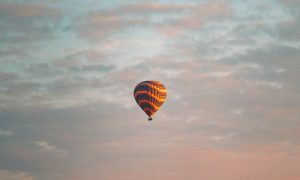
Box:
[134,80,167,121]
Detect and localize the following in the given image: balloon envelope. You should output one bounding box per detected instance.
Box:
[134,80,167,119]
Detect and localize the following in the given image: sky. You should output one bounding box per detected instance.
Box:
[0,0,300,179]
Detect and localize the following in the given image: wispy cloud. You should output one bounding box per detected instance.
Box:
[0,2,62,43]
[32,141,66,156]
[76,11,144,41]
[75,2,231,40]
[0,170,35,180]
[0,130,13,136]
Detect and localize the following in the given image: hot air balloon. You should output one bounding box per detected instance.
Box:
[134,80,167,121]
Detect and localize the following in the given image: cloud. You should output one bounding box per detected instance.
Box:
[0,130,13,136]
[76,11,144,41]
[277,17,300,42]
[51,49,115,74]
[0,72,19,84]
[32,141,66,156]
[0,46,33,61]
[156,2,230,36]
[0,3,60,17]
[0,2,62,43]
[0,170,35,180]
[211,132,236,142]
[0,0,300,179]
[118,2,192,13]
[75,2,230,40]
[0,47,118,109]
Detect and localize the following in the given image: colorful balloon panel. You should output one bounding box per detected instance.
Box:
[134,80,167,119]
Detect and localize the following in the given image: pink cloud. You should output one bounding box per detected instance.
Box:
[0,2,61,18]
[76,2,231,40]
[77,12,144,40]
[157,25,183,37]
[0,2,62,43]
[157,2,231,37]
[122,2,191,12]
[197,3,231,16]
